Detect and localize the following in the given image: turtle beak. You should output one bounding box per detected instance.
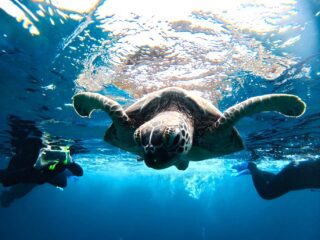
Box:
[144,153,158,168]
[143,150,176,170]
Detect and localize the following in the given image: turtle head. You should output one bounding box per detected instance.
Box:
[133,112,193,170]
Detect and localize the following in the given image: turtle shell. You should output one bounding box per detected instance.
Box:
[106,87,243,160]
[125,87,223,128]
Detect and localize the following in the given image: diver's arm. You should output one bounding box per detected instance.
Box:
[0,183,37,207]
[67,162,84,177]
[47,173,67,188]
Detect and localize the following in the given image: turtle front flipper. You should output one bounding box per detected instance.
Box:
[216,94,306,129]
[72,92,129,125]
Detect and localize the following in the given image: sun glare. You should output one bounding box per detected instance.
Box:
[0,0,299,36]
[97,0,298,33]
[51,0,101,14]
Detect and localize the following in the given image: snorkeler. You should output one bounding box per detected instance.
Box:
[0,145,83,188]
[0,142,83,207]
[240,160,320,200]
[0,116,83,207]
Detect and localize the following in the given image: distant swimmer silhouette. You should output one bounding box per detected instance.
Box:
[234,160,320,200]
[248,161,320,200]
[0,116,83,207]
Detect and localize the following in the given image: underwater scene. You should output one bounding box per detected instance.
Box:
[0,0,320,239]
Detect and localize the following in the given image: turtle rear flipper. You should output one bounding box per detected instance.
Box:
[216,94,306,129]
[72,92,129,125]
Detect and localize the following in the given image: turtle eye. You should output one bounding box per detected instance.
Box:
[133,130,141,145]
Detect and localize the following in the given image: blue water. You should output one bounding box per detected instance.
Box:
[1,0,320,239]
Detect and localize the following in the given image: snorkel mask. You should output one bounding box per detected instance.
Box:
[34,146,72,171]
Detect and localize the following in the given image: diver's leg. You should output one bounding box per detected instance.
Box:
[288,160,320,189]
[0,183,36,207]
[0,168,32,187]
[0,170,21,187]
[0,169,5,183]
[248,162,289,200]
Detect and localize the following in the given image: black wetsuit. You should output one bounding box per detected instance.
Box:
[248,160,320,200]
[0,161,83,188]
[0,143,83,208]
[0,117,83,207]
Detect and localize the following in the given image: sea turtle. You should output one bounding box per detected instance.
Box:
[72,87,306,170]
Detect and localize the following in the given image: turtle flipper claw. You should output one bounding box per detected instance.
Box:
[72,92,130,125]
[72,93,97,118]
